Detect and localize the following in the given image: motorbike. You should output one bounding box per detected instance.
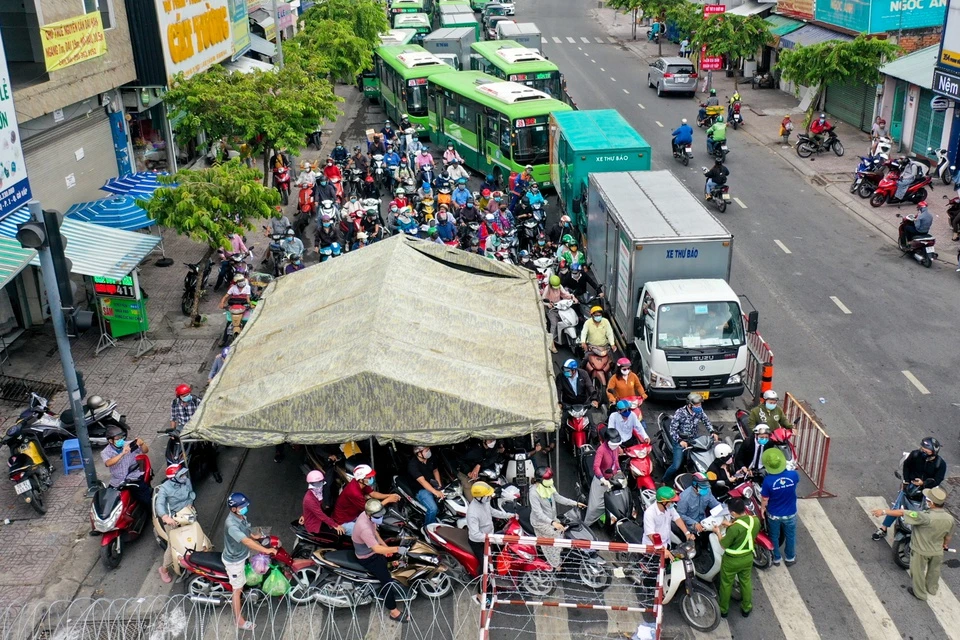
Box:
[890,464,926,569]
[624,441,655,492]
[870,162,933,208]
[159,428,221,484]
[330,176,344,204]
[419,164,436,188]
[703,169,731,213]
[181,258,213,317]
[318,199,339,223]
[796,127,844,158]
[372,154,386,186]
[220,295,252,347]
[504,444,535,495]
[851,155,889,199]
[931,147,955,185]
[214,249,251,292]
[392,475,467,528]
[707,136,728,163]
[729,100,743,130]
[615,527,721,632]
[584,345,613,388]
[3,422,55,515]
[722,477,776,568]
[519,505,611,589]
[393,211,420,237]
[532,256,556,288]
[16,391,129,450]
[697,105,724,129]
[563,404,593,453]
[265,233,287,277]
[553,299,579,349]
[151,495,211,577]
[90,453,153,569]
[346,168,364,197]
[896,213,938,268]
[654,413,723,477]
[672,140,694,167]
[273,165,291,206]
[602,471,635,529]
[297,184,317,229]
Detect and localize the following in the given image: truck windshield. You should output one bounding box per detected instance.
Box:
[656,302,744,349]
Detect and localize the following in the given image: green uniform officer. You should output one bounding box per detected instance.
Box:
[714,496,760,617]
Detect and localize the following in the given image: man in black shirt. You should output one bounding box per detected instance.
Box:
[408,446,444,525]
[873,437,947,540]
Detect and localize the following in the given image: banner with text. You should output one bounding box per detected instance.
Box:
[156,0,234,84]
[39,12,107,72]
[229,0,251,58]
[938,0,960,77]
[0,32,32,219]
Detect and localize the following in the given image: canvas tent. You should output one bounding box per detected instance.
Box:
[183,236,560,447]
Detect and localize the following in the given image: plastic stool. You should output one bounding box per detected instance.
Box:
[61,438,84,475]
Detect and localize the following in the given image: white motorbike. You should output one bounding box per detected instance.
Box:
[931,146,955,185]
[151,492,211,577]
[554,298,579,348]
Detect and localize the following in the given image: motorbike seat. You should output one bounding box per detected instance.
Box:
[674,473,694,492]
[189,551,226,573]
[911,234,934,241]
[618,520,646,544]
[516,505,535,535]
[434,525,472,554]
[323,549,371,574]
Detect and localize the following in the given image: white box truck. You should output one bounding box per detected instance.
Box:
[423,27,476,70]
[585,171,758,402]
[496,22,542,51]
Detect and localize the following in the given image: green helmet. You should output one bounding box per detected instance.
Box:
[715,115,724,123]
[561,234,575,245]
[710,89,716,95]
[549,275,561,288]
[655,486,677,503]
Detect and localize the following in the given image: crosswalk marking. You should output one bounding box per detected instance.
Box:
[608,36,617,43]
[581,36,590,43]
[566,36,576,43]
[757,567,822,639]
[542,37,548,43]
[595,37,604,43]
[798,500,902,640]
[692,623,733,640]
[857,497,960,639]
[552,36,562,43]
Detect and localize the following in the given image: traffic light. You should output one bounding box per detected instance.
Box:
[65,308,94,337]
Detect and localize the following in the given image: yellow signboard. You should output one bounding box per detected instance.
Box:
[40,12,107,72]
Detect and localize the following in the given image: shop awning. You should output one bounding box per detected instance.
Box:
[248,34,276,58]
[223,57,276,74]
[65,195,155,231]
[764,14,804,36]
[24,219,159,279]
[779,24,853,49]
[0,238,37,289]
[880,45,937,90]
[728,1,768,16]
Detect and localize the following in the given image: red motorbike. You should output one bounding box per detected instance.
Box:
[870,164,933,208]
[725,479,775,568]
[273,165,291,206]
[563,404,593,453]
[897,213,938,268]
[623,442,655,492]
[89,454,153,570]
[729,100,743,129]
[179,534,315,605]
[296,184,316,235]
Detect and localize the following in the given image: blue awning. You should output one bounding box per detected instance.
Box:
[101,172,176,199]
[66,195,155,231]
[779,24,853,50]
[0,207,31,239]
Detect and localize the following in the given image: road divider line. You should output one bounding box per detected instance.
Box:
[829,296,852,315]
[567,36,576,43]
[655,121,663,127]
[902,370,930,395]
[774,239,792,254]
[857,497,960,640]
[608,36,617,42]
[623,89,629,94]
[757,567,821,640]
[581,36,590,43]
[541,37,548,43]
[734,197,747,209]
[600,67,605,71]
[578,46,582,51]
[552,36,562,43]
[638,103,645,109]
[610,77,616,82]
[595,37,604,43]
[798,500,902,640]
[591,59,596,63]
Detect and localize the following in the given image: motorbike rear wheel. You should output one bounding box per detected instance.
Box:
[716,199,727,213]
[578,559,612,590]
[186,574,228,605]
[180,292,193,317]
[943,172,954,186]
[922,254,933,268]
[796,142,814,158]
[858,182,876,199]
[680,588,721,632]
[753,545,772,569]
[417,573,453,599]
[25,486,46,515]
[101,537,123,570]
[913,188,928,202]
[682,155,689,167]
[288,567,318,605]
[894,537,911,569]
[870,193,887,208]
[832,140,845,157]
[520,570,556,597]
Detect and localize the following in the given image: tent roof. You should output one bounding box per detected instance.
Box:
[184,236,560,447]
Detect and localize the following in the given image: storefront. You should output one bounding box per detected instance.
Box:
[879,46,951,157]
[824,79,876,133]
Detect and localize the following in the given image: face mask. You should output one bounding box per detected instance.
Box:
[592,315,602,322]
[350,198,357,203]
[371,516,384,525]
[541,479,554,489]
[367,478,375,486]
[467,203,474,208]
[572,273,582,280]
[620,410,631,418]
[609,444,620,454]
[181,395,193,403]
[421,449,432,459]
[765,402,777,410]
[320,181,327,186]
[620,368,630,376]
[114,438,126,449]
[564,370,573,378]
[323,221,332,228]
[697,486,710,496]
[692,406,703,415]
[238,506,249,516]
[757,438,769,446]
[485,441,496,449]
[538,240,546,247]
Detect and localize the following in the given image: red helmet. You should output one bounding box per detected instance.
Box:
[175,384,192,397]
[616,357,631,368]
[917,201,928,208]
[166,463,183,480]
[481,188,491,197]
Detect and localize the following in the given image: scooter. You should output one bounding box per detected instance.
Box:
[654,413,722,477]
[870,164,933,208]
[707,136,729,163]
[585,345,613,389]
[90,453,153,569]
[672,140,694,167]
[346,167,364,197]
[931,147,955,185]
[667,501,725,582]
[181,258,213,317]
[697,104,724,128]
[851,155,889,199]
[703,169,732,213]
[297,184,316,230]
[614,526,721,632]
[151,492,211,577]
[603,471,635,529]
[532,256,556,288]
[288,519,353,559]
[3,422,55,515]
[896,213,938,268]
[372,154,386,186]
[554,299,579,349]
[624,442,655,492]
[796,126,844,158]
[563,404,592,453]
[16,392,129,450]
[391,475,466,528]
[318,199,339,223]
[159,428,221,484]
[220,296,252,347]
[729,100,743,129]
[889,463,926,569]
[724,478,776,568]
[504,444,535,496]
[273,165,291,206]
[214,249,251,292]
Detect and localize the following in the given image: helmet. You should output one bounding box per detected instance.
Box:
[481,189,491,197]
[691,472,709,487]
[656,486,678,503]
[535,466,554,482]
[687,392,703,405]
[352,464,375,481]
[604,427,622,446]
[753,424,771,434]
[820,113,826,119]
[549,275,561,288]
[166,463,184,480]
[519,249,529,258]
[917,200,928,208]
[232,273,245,283]
[681,118,688,124]
[356,231,368,241]
[364,498,386,518]
[714,443,732,459]
[176,384,192,397]
[710,89,716,95]
[486,174,495,182]
[616,400,630,411]
[616,357,631,368]
[501,485,521,503]
[485,213,495,222]
[331,243,342,255]
[921,437,941,455]
[525,164,533,171]
[395,188,404,195]
[590,306,603,315]
[562,359,578,371]
[228,492,250,509]
[306,470,325,484]
[105,425,125,440]
[762,390,779,400]
[716,115,724,123]
[561,234,575,245]
[471,481,496,499]
[87,395,106,410]
[570,262,582,272]
[560,215,571,224]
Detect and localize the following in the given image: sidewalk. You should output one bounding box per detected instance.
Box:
[593,5,958,263]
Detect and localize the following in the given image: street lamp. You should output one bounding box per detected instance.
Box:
[17,200,99,494]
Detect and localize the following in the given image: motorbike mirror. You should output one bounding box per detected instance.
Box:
[894,471,902,479]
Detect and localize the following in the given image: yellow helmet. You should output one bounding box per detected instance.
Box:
[590,306,603,315]
[471,481,495,499]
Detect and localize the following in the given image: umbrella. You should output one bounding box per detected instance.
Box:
[66,195,155,231]
[101,172,176,200]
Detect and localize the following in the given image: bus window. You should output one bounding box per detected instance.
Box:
[512,120,549,166]
[499,115,511,157]
[428,86,438,119]
[485,113,499,147]
[406,79,428,116]
[459,103,478,133]
[445,95,460,124]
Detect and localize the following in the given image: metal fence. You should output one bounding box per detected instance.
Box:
[782,392,835,499]
[742,317,774,406]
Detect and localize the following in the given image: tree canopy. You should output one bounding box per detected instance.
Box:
[697,14,772,88]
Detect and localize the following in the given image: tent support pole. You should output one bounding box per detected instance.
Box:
[554,425,560,489]
[369,437,375,471]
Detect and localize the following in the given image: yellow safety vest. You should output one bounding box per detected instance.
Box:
[724,516,757,556]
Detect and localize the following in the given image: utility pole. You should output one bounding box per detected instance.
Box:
[271,0,285,70]
[20,200,99,494]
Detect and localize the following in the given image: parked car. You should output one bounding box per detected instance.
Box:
[647,57,698,97]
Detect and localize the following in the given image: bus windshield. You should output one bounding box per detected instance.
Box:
[511,74,561,100]
[656,302,744,350]
[406,83,428,115]
[513,121,549,166]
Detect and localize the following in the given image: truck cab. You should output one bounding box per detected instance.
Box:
[635,279,754,402]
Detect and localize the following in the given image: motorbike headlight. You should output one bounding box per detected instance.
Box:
[728,369,745,385]
[742,486,754,500]
[649,370,675,389]
[92,502,123,532]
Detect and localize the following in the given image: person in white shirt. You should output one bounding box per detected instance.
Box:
[296,161,318,188]
[641,486,695,551]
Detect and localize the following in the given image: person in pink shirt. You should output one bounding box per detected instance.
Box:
[585,427,622,526]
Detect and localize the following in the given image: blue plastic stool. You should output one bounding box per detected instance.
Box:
[61,438,84,475]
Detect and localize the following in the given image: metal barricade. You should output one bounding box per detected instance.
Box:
[782,392,836,498]
[742,316,773,405]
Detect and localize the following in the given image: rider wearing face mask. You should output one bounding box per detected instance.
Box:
[585,427,623,527]
[170,384,201,432]
[331,465,400,535]
[735,424,774,474]
[606,357,648,407]
[677,472,721,535]
[461,439,504,502]
[352,499,408,623]
[156,463,197,583]
[300,469,344,536]
[466,482,512,563]
[664,393,718,486]
[746,390,794,434]
[528,467,585,567]
[313,214,343,253]
[409,446,444,525]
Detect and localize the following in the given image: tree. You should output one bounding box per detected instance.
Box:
[164,64,341,176]
[285,19,373,83]
[604,0,643,40]
[697,14,772,89]
[300,0,388,50]
[777,35,900,128]
[138,160,281,324]
[607,0,683,50]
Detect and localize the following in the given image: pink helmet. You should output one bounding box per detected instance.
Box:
[616,357,631,368]
[306,470,325,484]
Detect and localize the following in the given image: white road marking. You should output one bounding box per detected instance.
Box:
[623,89,629,94]
[734,197,747,209]
[857,497,960,640]
[902,370,930,395]
[610,77,616,82]
[453,585,481,640]
[829,296,852,315]
[566,36,576,43]
[581,36,590,43]
[691,623,733,640]
[655,121,664,127]
[584,52,589,56]
[591,59,596,63]
[774,239,792,254]
[600,67,605,71]
[608,36,617,43]
[541,37,548,43]
[638,103,645,109]
[757,567,822,640]
[798,500,902,640]
[553,36,562,43]
[595,37,604,43]
[534,591,571,636]
[578,46,582,51]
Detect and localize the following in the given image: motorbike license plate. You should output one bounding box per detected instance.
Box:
[925,245,935,253]
[14,479,31,495]
[111,410,121,422]
[698,391,710,400]
[721,145,728,151]
[685,147,692,154]
[722,193,731,201]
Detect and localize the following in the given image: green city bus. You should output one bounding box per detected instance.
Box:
[359,30,420,100]
[427,71,572,188]
[470,40,564,100]
[393,12,432,43]
[376,45,454,133]
[390,0,430,21]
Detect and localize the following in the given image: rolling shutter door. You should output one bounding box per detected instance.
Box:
[22,110,117,214]
[911,89,946,156]
[825,80,874,132]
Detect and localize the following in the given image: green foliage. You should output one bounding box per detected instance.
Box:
[697,14,772,87]
[286,19,373,82]
[300,0,388,50]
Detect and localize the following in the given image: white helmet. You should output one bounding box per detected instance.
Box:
[681,118,688,124]
[762,390,779,400]
[353,464,375,481]
[714,443,732,459]
[753,424,771,434]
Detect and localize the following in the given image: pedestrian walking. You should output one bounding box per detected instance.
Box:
[760,448,799,566]
[715,497,760,618]
[679,38,689,57]
[872,486,955,601]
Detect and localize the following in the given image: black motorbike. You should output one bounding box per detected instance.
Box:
[182,258,213,317]
[17,392,128,450]
[672,140,694,166]
[707,136,728,163]
[891,472,925,569]
[160,428,222,484]
[3,422,55,515]
[213,250,251,292]
[796,127,844,158]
